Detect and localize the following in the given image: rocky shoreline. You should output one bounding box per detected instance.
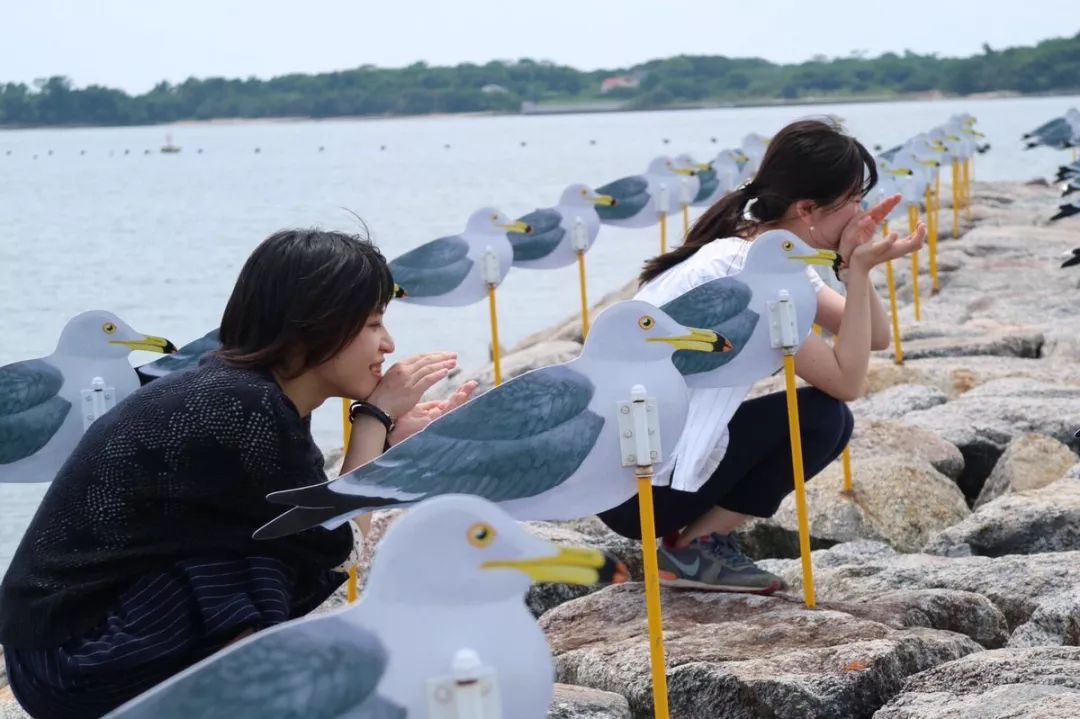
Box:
[3,180,1078,718]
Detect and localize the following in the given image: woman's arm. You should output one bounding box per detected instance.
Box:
[797,223,925,401]
[814,281,891,350]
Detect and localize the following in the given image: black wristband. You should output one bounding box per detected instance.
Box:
[349,401,394,434]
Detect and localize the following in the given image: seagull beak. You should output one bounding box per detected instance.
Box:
[889,168,914,177]
[919,159,940,168]
[696,162,712,172]
[672,167,696,176]
[500,221,532,234]
[735,151,750,163]
[110,335,177,354]
[483,546,629,586]
[788,249,839,267]
[648,326,723,352]
[393,283,408,299]
[590,194,616,206]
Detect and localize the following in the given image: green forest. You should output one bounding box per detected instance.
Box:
[4,32,1080,127]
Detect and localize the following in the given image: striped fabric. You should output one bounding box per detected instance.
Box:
[4,557,344,719]
[635,237,826,492]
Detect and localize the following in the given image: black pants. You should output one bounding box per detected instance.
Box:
[598,387,854,540]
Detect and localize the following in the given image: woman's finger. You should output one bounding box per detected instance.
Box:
[408,358,458,386]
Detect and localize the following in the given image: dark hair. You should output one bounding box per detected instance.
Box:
[218,228,394,377]
[640,118,877,283]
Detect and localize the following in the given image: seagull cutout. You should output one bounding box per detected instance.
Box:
[593,156,697,229]
[506,184,615,269]
[135,329,220,384]
[659,230,837,388]
[1,310,176,483]
[681,149,749,206]
[1023,109,1080,150]
[389,208,529,306]
[1050,198,1080,222]
[254,300,725,537]
[108,494,627,719]
[1055,160,1080,183]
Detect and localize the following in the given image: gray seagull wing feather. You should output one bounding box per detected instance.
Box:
[107,618,402,719]
[508,208,565,261]
[0,360,71,464]
[136,329,221,384]
[694,168,719,202]
[661,277,760,376]
[595,176,649,221]
[266,366,603,515]
[389,235,473,297]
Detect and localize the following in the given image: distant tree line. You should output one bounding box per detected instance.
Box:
[3,33,1080,127]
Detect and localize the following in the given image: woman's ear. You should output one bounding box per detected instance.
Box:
[794,200,816,225]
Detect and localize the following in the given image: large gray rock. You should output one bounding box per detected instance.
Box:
[548,684,632,718]
[765,542,1080,644]
[743,458,970,556]
[925,477,1080,557]
[847,420,965,481]
[975,433,1078,507]
[849,384,948,421]
[541,584,982,719]
[881,329,1044,362]
[0,689,27,719]
[874,647,1080,718]
[901,378,1080,502]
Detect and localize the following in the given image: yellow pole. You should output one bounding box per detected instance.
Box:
[636,472,671,719]
[951,159,961,240]
[812,323,822,336]
[908,204,921,322]
[934,172,941,240]
[925,187,939,294]
[883,222,904,365]
[342,398,352,449]
[682,205,690,243]
[783,353,816,608]
[488,285,502,386]
[659,213,668,255]
[347,564,358,603]
[967,157,976,220]
[841,446,853,494]
[577,251,591,339]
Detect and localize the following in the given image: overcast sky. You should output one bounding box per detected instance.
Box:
[6,1,1076,93]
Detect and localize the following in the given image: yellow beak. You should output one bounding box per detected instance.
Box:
[889,168,914,177]
[500,221,532,234]
[735,151,750,163]
[647,326,722,352]
[393,283,408,299]
[672,167,696,176]
[482,546,628,585]
[789,249,839,267]
[696,162,713,172]
[919,159,940,167]
[109,335,177,354]
[590,194,616,206]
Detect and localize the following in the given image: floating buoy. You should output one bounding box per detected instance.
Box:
[589,139,596,145]
[254,147,261,154]
[124,149,130,155]
[661,138,670,145]
[80,150,86,155]
[520,141,527,147]
[318,146,325,152]
[197,148,203,154]
[444,144,451,149]
[144,149,151,155]
[380,144,387,151]
[47,150,53,156]
[710,137,718,144]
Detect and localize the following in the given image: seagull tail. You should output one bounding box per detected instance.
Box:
[253,506,357,540]
[1050,206,1080,222]
[1062,254,1080,269]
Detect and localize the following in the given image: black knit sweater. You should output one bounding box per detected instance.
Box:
[0,357,353,649]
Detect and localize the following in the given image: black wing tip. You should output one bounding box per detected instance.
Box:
[1050,207,1080,222]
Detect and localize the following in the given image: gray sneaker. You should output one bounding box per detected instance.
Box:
[658,533,782,594]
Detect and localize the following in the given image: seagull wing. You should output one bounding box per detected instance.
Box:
[661,277,760,376]
[256,365,604,539]
[135,329,221,384]
[388,235,473,297]
[106,617,403,719]
[508,208,565,262]
[594,176,649,221]
[0,359,71,464]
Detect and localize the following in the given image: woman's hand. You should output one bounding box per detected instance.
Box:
[365,352,459,419]
[849,223,926,274]
[388,380,479,445]
[838,193,903,263]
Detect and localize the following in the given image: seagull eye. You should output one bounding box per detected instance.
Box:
[467,522,496,548]
[102,322,117,334]
[782,240,794,251]
[638,315,656,330]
